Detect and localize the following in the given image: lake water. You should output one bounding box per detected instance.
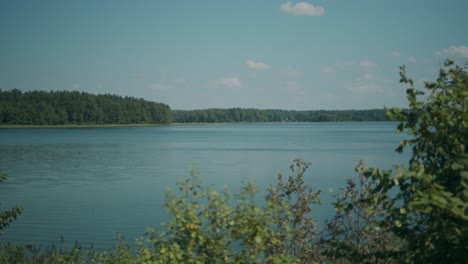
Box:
[0,122,408,249]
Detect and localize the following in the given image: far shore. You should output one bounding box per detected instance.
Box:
[0,121,394,129]
[0,123,226,129]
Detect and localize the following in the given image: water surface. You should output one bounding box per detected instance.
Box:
[0,122,408,248]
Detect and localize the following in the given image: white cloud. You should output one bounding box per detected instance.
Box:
[284,67,302,77]
[213,77,242,89]
[364,73,373,80]
[284,81,299,92]
[280,2,325,16]
[359,60,377,72]
[72,83,80,90]
[391,51,401,57]
[320,66,336,74]
[282,81,305,94]
[149,83,170,91]
[436,45,468,59]
[408,56,417,63]
[349,83,384,94]
[246,60,270,70]
[326,92,336,98]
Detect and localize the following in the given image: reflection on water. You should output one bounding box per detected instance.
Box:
[0,123,408,249]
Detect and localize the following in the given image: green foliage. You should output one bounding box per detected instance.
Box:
[0,236,136,264]
[173,108,387,123]
[366,60,468,263]
[0,89,173,125]
[319,162,402,263]
[0,89,386,125]
[0,170,22,235]
[136,169,297,263]
[265,158,321,262]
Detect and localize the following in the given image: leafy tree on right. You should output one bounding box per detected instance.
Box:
[364,59,467,263]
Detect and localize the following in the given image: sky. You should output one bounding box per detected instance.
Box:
[1,0,467,110]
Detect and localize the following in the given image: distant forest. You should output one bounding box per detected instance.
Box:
[0,89,173,125]
[0,89,388,125]
[173,108,387,123]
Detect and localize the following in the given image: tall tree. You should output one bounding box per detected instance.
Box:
[365,60,468,263]
[0,90,172,125]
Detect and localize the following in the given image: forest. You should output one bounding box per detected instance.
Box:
[173,108,387,123]
[0,89,173,125]
[0,89,388,126]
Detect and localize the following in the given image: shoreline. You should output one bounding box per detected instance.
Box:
[0,123,224,129]
[0,124,167,129]
[0,120,393,129]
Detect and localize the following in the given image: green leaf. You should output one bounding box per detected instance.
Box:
[254,236,262,244]
[451,162,464,170]
[395,220,402,228]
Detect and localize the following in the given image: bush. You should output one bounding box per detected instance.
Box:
[363,60,468,263]
[136,168,301,263]
[318,162,402,263]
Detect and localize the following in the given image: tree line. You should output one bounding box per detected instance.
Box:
[0,89,173,125]
[0,89,388,126]
[173,108,387,123]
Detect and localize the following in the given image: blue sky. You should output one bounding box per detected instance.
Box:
[1,1,467,110]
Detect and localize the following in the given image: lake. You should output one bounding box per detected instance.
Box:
[0,122,408,249]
